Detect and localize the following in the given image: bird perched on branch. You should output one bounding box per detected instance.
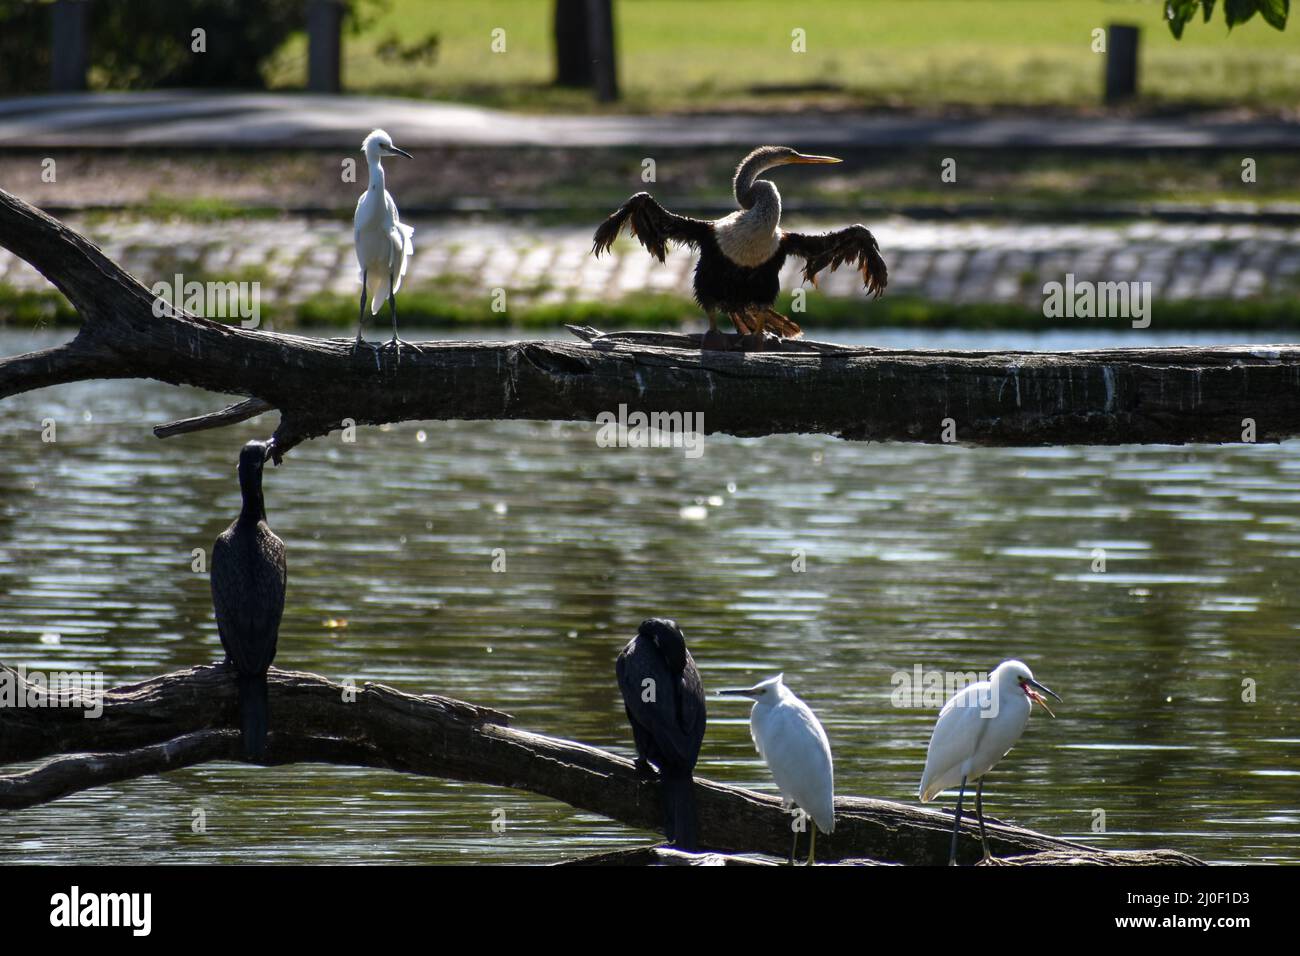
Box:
[210,439,287,760]
[718,673,834,864]
[919,659,1061,865]
[592,146,888,350]
[616,618,707,850]
[354,128,416,354]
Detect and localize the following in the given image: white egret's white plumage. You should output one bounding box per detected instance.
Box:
[353,128,415,350]
[918,659,1060,864]
[719,673,834,863]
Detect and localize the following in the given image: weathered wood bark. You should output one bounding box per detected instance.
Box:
[562,845,1188,866]
[0,662,1202,865]
[3,186,1297,459]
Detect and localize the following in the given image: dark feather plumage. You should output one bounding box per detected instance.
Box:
[591,192,711,263]
[781,224,889,299]
[211,440,286,760]
[616,618,707,849]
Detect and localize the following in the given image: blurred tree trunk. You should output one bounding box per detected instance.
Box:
[49,0,90,92]
[553,0,592,87]
[306,0,344,93]
[585,0,619,102]
[553,0,618,101]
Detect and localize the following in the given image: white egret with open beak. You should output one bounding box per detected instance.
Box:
[918,659,1061,865]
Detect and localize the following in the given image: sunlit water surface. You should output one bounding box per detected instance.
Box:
[0,327,1297,864]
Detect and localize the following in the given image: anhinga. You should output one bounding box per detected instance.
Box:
[354,128,416,354]
[210,439,287,760]
[616,618,707,850]
[592,145,888,350]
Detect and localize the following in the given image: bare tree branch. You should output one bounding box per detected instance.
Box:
[153,397,274,439]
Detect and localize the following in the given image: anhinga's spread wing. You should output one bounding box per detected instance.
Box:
[592,192,713,263]
[780,224,888,299]
[211,524,287,676]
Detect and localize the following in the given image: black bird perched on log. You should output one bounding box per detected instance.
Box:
[592,145,888,350]
[616,618,707,849]
[210,439,287,760]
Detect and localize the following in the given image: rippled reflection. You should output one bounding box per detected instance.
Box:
[0,328,1297,864]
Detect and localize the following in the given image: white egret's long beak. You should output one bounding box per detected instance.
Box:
[716,686,761,699]
[1022,677,1061,717]
[386,145,413,159]
[787,152,842,165]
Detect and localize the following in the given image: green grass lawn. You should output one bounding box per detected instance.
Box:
[265,0,1300,111]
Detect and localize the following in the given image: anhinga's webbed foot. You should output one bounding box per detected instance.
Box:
[700,328,733,352]
[738,331,783,352]
[633,757,657,780]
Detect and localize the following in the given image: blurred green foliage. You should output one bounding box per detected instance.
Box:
[1165,0,1289,38]
[0,0,386,93]
[0,0,50,92]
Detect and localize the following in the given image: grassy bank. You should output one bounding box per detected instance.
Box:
[5,283,1297,334]
[264,0,1300,112]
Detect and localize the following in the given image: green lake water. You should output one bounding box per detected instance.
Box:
[1,328,1297,864]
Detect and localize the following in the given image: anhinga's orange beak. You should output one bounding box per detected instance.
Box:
[787,153,842,165]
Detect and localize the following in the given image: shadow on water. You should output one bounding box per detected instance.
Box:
[0,327,1296,864]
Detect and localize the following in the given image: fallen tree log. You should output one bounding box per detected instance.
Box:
[560,845,1187,866]
[0,662,1202,865]
[2,188,1299,456]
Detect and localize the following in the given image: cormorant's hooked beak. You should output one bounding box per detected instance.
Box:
[384,145,413,159]
[786,152,842,165]
[1021,677,1062,717]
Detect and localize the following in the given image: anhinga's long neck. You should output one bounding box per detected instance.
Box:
[731,151,783,232]
[734,150,780,209]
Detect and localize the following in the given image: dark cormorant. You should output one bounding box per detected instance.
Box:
[592,145,888,350]
[616,618,707,849]
[210,439,287,760]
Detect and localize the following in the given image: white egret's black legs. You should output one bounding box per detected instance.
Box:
[788,819,799,865]
[948,774,968,865]
[354,270,368,348]
[808,825,817,866]
[976,777,991,862]
[379,270,420,356]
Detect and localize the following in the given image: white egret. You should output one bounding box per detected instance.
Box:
[918,659,1061,865]
[718,674,834,864]
[354,128,416,353]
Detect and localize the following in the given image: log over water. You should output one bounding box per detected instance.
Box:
[0,663,1202,866]
[0,187,1296,458]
